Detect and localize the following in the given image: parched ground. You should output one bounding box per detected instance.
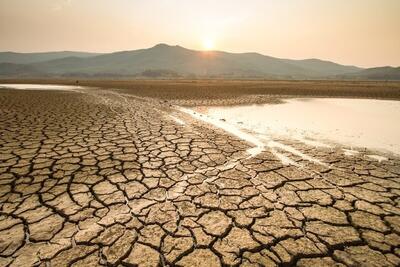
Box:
[0,87,399,266]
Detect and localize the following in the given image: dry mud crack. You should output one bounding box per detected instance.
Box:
[0,88,399,267]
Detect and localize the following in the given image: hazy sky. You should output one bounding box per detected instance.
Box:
[0,0,399,67]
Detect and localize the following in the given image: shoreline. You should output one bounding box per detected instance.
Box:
[0,79,400,107]
[191,101,400,160]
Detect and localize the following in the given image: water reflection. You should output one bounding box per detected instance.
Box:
[0,84,83,90]
[199,98,400,155]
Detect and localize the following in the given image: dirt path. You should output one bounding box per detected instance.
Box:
[0,88,399,266]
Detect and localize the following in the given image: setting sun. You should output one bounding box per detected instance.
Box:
[202,38,215,51]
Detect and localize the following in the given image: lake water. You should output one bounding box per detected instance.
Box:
[195,98,400,155]
[0,84,83,90]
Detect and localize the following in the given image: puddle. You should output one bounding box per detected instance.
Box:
[366,155,388,162]
[178,107,264,157]
[343,149,360,156]
[169,115,185,125]
[0,84,84,90]
[198,98,400,155]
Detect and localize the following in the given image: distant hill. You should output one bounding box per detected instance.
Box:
[282,58,360,76]
[338,66,400,80]
[0,44,398,79]
[0,51,102,64]
[0,63,43,77]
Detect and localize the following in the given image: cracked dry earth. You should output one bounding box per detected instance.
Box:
[0,88,400,267]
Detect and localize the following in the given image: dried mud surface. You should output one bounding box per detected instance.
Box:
[0,87,400,266]
[2,79,400,106]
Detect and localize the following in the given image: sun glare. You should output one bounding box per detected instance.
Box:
[202,38,215,51]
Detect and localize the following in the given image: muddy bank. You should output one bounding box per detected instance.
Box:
[1,79,400,106]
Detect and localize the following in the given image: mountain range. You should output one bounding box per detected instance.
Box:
[0,44,399,80]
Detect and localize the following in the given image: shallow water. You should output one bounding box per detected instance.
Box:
[179,107,264,157]
[0,84,83,90]
[198,98,400,155]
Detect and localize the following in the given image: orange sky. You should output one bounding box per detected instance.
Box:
[0,0,399,67]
